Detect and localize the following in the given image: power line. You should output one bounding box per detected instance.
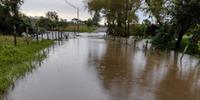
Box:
[64,0,80,35]
[64,0,77,9]
[64,0,79,20]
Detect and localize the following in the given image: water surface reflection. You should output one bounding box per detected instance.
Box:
[87,39,200,100]
[1,37,200,100]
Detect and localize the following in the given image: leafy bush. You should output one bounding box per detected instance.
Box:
[146,24,159,37]
[131,24,147,37]
[185,25,200,56]
[151,24,175,49]
[152,32,175,49]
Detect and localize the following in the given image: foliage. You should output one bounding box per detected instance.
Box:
[144,0,170,25]
[143,0,200,51]
[84,17,101,27]
[92,11,101,26]
[151,24,175,49]
[58,19,68,28]
[36,11,70,31]
[0,0,24,35]
[45,11,59,29]
[85,18,94,27]
[0,36,54,93]
[171,0,200,49]
[0,3,62,34]
[185,25,200,55]
[145,24,159,36]
[86,0,141,37]
[36,17,52,30]
[46,11,59,22]
[130,24,147,37]
[63,25,96,32]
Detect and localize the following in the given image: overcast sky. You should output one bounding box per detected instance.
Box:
[21,0,146,23]
[21,0,92,21]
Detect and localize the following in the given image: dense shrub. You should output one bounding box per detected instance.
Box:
[152,32,175,49]
[146,24,159,36]
[185,25,200,56]
[130,24,147,37]
[151,24,175,49]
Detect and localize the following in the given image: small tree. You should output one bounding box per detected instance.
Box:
[46,11,59,30]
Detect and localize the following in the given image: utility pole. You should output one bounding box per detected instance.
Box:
[26,27,30,44]
[13,25,17,46]
[65,0,80,36]
[77,8,79,36]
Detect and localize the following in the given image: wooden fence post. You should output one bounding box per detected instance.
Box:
[41,32,43,40]
[47,31,49,40]
[52,31,54,40]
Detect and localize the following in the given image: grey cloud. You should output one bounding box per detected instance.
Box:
[21,0,91,20]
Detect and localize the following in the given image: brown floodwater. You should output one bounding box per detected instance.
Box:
[1,33,200,100]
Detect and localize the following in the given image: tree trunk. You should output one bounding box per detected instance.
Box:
[175,27,188,50]
[175,30,184,50]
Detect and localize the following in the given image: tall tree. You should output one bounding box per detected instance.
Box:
[86,0,141,37]
[46,11,59,30]
[145,0,200,50]
[171,0,200,49]
[36,17,52,30]
[145,0,168,25]
[0,0,24,34]
[46,11,59,22]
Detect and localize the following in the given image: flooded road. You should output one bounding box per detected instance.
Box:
[1,33,200,100]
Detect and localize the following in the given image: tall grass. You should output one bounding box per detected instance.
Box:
[63,25,96,32]
[0,36,54,93]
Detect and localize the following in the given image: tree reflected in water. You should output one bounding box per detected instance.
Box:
[87,39,200,100]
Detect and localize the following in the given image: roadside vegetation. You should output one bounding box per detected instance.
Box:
[0,1,99,36]
[0,36,54,93]
[0,0,56,93]
[63,25,96,32]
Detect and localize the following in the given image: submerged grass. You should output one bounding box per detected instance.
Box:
[0,35,54,93]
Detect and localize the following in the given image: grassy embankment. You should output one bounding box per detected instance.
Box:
[0,36,54,93]
[63,25,96,32]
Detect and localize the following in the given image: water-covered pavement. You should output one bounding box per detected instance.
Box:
[1,33,200,100]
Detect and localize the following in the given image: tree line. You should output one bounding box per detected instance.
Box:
[85,0,200,55]
[0,0,99,36]
[0,0,24,34]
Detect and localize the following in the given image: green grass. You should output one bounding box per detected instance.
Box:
[63,25,96,32]
[0,36,54,93]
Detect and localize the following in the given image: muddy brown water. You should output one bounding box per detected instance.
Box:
[1,33,200,100]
